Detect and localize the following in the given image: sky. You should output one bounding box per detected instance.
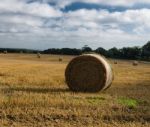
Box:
[0,0,150,50]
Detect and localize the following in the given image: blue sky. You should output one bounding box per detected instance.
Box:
[0,0,150,49]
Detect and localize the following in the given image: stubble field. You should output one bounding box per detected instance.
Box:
[0,53,149,127]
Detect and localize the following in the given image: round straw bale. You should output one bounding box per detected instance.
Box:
[4,50,7,54]
[37,53,41,58]
[133,61,138,66]
[59,58,62,62]
[114,61,118,64]
[65,54,113,92]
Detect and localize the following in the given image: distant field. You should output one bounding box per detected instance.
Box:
[0,53,150,127]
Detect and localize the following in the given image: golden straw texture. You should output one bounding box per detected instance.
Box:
[65,54,113,92]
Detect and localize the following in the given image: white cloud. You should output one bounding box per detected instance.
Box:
[62,8,150,32]
[33,0,150,8]
[0,0,150,49]
[0,0,62,18]
[0,14,43,27]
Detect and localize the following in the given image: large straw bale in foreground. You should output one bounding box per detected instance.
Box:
[65,54,113,92]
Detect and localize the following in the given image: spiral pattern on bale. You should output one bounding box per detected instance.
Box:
[65,54,113,92]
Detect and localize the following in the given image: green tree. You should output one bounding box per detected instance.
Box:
[120,47,141,59]
[95,47,108,56]
[108,47,121,58]
[82,45,92,53]
[142,41,150,59]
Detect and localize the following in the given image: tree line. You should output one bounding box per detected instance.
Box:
[0,48,38,54]
[43,41,150,61]
[0,41,150,61]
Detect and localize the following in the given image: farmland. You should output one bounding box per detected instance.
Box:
[0,53,149,127]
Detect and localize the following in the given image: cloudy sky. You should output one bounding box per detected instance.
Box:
[0,0,150,50]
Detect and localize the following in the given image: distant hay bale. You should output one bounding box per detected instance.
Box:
[65,54,114,92]
[133,61,138,66]
[37,53,41,58]
[4,50,7,54]
[59,58,62,62]
[114,61,118,64]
